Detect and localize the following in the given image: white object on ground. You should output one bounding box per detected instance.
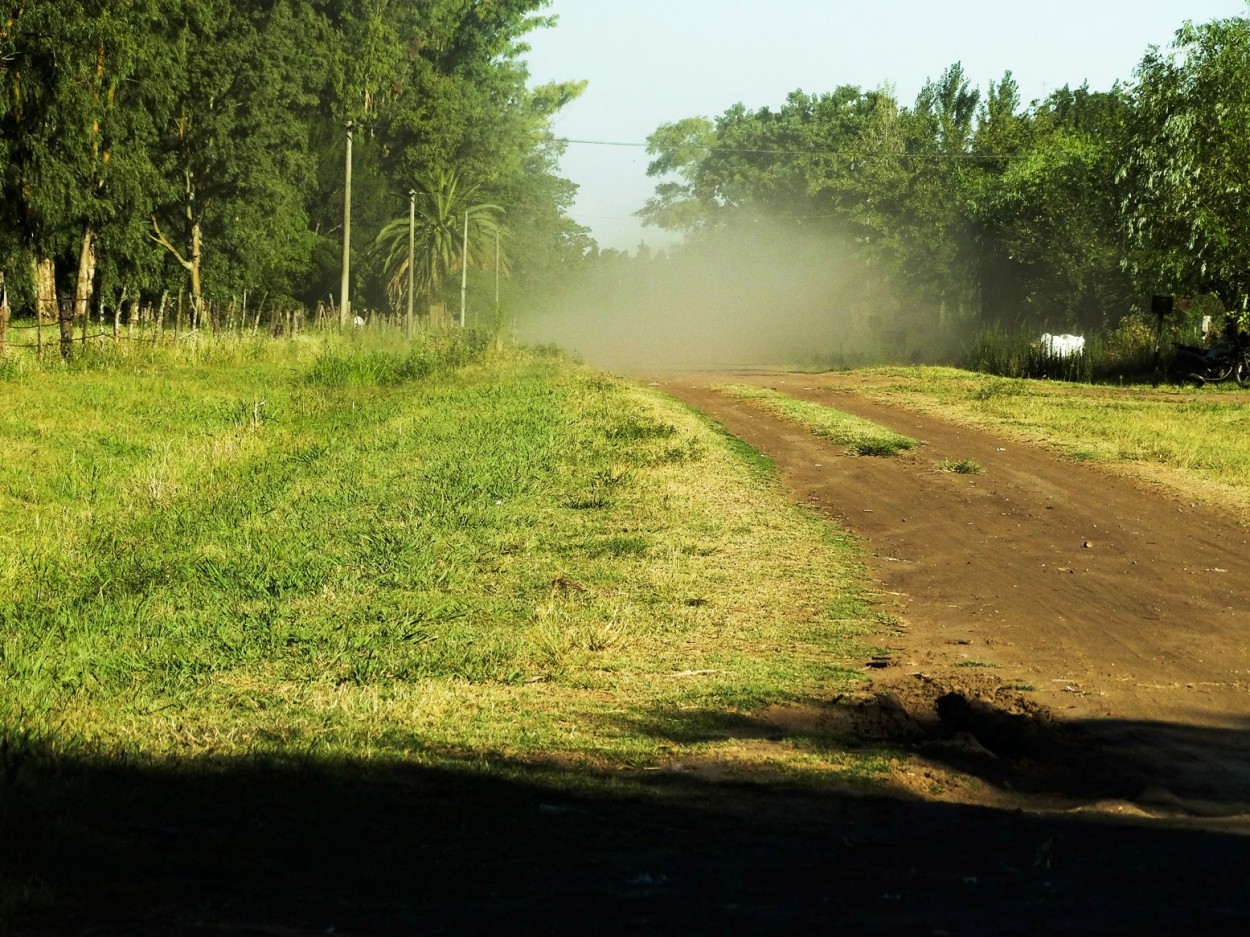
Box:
[1039,333,1085,357]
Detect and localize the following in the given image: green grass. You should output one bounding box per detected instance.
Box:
[842,366,1250,517]
[937,459,982,475]
[718,384,920,456]
[0,334,884,781]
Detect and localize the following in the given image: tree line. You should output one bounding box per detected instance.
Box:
[636,15,1250,346]
[0,0,589,355]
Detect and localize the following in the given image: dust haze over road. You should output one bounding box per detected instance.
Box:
[518,221,902,371]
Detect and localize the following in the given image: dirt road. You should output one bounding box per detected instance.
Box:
[662,373,1250,821]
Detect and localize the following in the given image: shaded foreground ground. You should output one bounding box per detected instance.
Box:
[6,370,1250,935]
[6,744,1250,935]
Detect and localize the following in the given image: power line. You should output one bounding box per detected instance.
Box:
[559,136,1022,161]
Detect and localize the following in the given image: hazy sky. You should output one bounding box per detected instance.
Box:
[524,0,1249,251]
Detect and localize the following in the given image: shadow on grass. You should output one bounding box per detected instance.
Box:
[4,714,1250,936]
[619,690,1250,812]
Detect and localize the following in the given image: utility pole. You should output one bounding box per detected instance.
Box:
[339,120,354,328]
[406,189,416,336]
[460,210,469,328]
[0,272,9,357]
[495,228,500,310]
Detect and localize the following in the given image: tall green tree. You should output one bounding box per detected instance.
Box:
[308,0,574,311]
[899,63,982,327]
[0,0,168,354]
[975,85,1134,329]
[148,0,332,318]
[1123,15,1250,315]
[639,87,887,234]
[1,0,584,327]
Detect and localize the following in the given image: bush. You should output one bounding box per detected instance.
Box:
[964,321,1163,384]
[305,329,492,387]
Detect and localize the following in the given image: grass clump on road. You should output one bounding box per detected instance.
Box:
[720,383,919,456]
[937,458,982,475]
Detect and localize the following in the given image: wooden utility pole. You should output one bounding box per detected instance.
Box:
[0,272,8,356]
[340,121,354,328]
[459,210,469,327]
[407,189,416,335]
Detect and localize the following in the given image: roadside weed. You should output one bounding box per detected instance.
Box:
[937,459,983,475]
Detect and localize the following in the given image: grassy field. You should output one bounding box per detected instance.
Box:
[0,334,887,794]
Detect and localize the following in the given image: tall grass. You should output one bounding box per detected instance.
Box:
[963,325,1166,383]
[305,328,492,386]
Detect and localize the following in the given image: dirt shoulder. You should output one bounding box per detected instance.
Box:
[660,372,1250,822]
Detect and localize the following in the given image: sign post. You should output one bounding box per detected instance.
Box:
[1152,294,1174,386]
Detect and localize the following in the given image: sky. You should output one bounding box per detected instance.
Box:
[524,0,1249,252]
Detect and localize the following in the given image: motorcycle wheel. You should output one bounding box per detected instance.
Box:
[1237,359,1250,388]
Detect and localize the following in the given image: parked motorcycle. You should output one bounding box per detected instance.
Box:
[1172,329,1250,387]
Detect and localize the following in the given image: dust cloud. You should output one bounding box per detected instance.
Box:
[517,219,905,374]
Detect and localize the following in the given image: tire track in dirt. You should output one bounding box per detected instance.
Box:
[660,373,1250,818]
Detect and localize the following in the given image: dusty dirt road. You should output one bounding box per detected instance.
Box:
[662,372,1250,821]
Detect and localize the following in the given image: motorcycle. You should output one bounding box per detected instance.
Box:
[1172,329,1250,387]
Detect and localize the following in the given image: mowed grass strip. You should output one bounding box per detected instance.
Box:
[0,336,882,784]
[845,367,1250,514]
[719,383,919,456]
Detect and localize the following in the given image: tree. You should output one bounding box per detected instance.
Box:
[0,0,170,355]
[372,168,504,314]
[639,87,889,237]
[896,63,982,328]
[975,85,1134,329]
[637,117,720,233]
[1123,16,1250,315]
[0,0,585,328]
[148,0,331,319]
[307,0,576,312]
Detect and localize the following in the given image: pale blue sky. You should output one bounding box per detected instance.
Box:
[525,0,1249,250]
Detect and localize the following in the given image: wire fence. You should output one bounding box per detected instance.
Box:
[0,298,340,354]
[0,298,463,358]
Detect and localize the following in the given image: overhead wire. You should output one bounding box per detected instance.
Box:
[558,136,1027,161]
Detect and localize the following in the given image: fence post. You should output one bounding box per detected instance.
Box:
[157,290,168,341]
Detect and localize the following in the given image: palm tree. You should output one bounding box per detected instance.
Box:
[373,168,507,315]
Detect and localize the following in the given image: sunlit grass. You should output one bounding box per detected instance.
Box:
[841,366,1250,515]
[0,336,884,787]
[718,383,920,456]
[937,459,982,475]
